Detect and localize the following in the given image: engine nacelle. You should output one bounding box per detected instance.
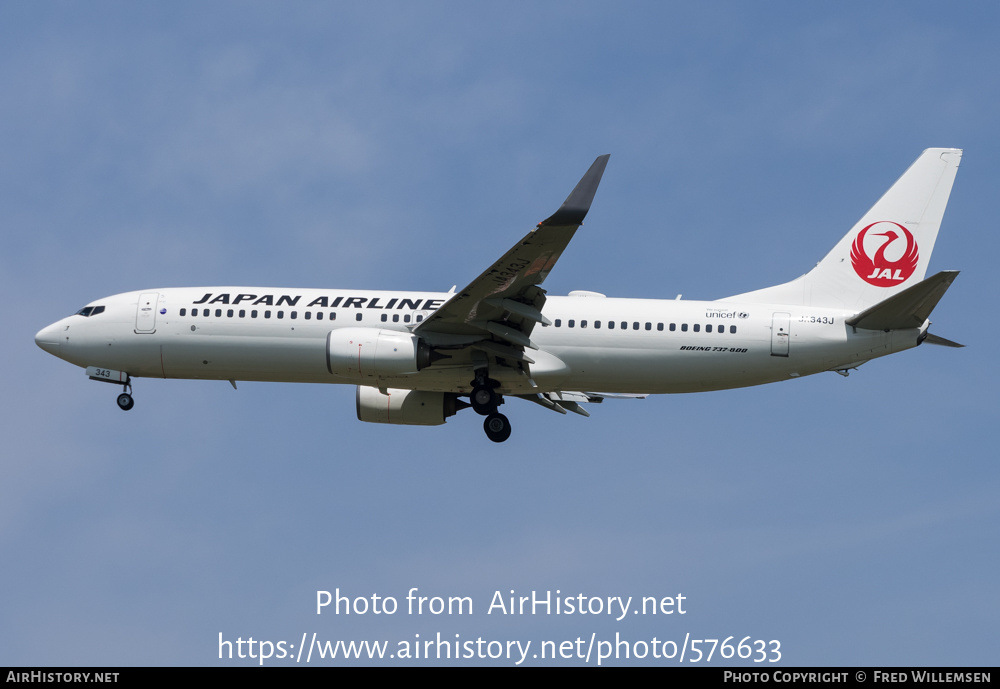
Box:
[356,386,462,426]
[326,328,432,380]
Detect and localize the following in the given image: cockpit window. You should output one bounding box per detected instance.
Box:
[75,305,105,317]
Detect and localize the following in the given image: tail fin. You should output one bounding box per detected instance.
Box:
[727,148,962,310]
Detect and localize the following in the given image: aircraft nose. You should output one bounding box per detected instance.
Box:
[35,322,63,355]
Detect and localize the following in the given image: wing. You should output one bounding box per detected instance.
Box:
[414,155,610,350]
[517,390,647,417]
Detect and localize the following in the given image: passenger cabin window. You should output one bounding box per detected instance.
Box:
[356,313,363,321]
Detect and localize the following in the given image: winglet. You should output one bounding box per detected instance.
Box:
[539,154,610,226]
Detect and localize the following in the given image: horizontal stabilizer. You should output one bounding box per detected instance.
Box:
[922,333,965,348]
[845,271,959,331]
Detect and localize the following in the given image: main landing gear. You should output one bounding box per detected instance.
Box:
[483,412,511,443]
[470,375,511,443]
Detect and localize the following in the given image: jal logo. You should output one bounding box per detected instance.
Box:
[850,221,919,287]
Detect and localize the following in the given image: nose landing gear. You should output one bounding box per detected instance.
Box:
[85,367,135,411]
[116,379,134,411]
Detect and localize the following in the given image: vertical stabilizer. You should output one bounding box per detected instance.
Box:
[726,148,962,310]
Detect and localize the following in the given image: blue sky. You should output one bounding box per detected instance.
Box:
[3,1,997,666]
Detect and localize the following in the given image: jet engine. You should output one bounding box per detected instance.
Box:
[356,386,465,426]
[326,328,433,380]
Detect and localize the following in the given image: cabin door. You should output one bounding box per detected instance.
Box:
[771,312,790,357]
[135,292,160,333]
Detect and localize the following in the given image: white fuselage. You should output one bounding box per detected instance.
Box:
[34,287,922,395]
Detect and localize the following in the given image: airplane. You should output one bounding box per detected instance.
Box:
[35,149,963,442]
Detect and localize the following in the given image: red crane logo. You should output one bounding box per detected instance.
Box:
[850,221,919,287]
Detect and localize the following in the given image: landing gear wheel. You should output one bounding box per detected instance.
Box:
[484,413,511,443]
[116,393,134,411]
[470,385,499,415]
